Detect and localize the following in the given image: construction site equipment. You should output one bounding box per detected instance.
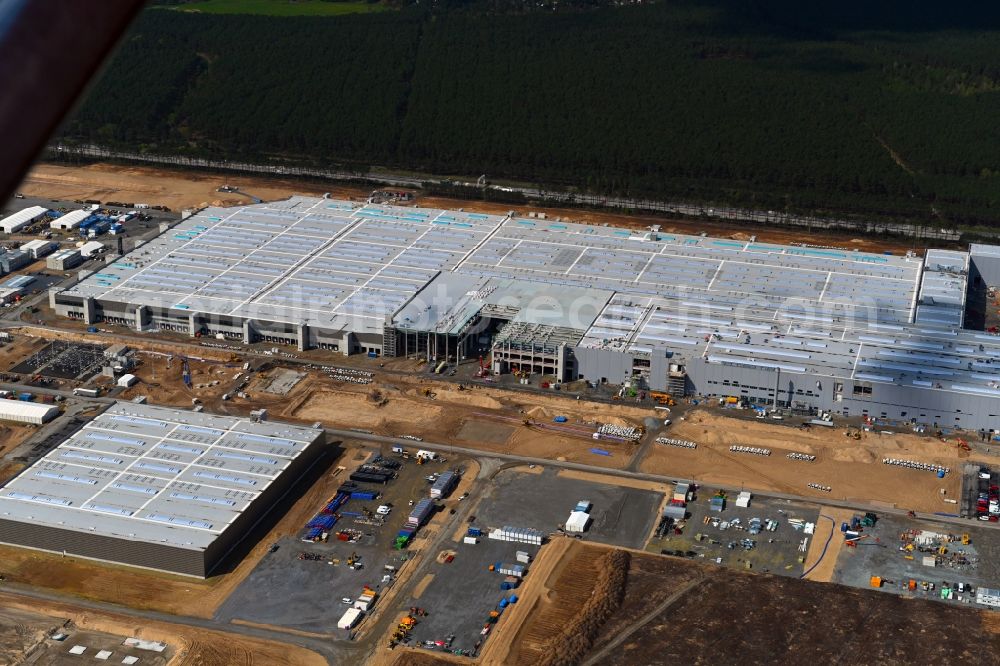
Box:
[650,391,675,406]
[870,576,882,588]
[962,533,971,545]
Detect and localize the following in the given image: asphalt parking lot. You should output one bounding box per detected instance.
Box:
[832,512,1000,606]
[404,537,540,656]
[474,468,662,549]
[653,493,821,576]
[216,451,463,635]
[214,530,406,635]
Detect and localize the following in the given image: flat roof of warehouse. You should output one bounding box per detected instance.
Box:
[0,403,323,551]
[62,197,924,335]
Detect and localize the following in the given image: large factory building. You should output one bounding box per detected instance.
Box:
[0,402,325,577]
[51,197,1000,431]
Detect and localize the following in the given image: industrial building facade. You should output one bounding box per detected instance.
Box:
[52,197,1000,431]
[0,403,325,577]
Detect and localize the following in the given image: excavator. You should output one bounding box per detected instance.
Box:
[650,391,676,406]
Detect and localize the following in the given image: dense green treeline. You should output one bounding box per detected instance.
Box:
[61,1,1000,226]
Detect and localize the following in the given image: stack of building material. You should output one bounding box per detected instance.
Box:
[488,526,544,545]
[430,470,457,498]
[407,498,435,528]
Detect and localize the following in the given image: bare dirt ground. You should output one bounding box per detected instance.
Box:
[586,550,1000,665]
[0,592,325,666]
[640,409,984,513]
[19,162,369,211]
[284,373,647,469]
[0,423,38,457]
[0,443,351,618]
[802,507,856,583]
[0,334,48,371]
[0,605,62,665]
[393,539,1000,666]
[497,538,601,666]
[21,162,921,255]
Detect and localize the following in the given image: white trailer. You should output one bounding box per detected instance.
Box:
[337,607,362,630]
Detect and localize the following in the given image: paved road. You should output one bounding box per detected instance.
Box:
[334,428,987,532]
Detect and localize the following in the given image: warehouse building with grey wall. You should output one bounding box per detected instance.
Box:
[50,197,1000,431]
[0,402,325,577]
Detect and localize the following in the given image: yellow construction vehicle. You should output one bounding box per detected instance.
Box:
[962,533,971,545]
[938,544,948,556]
[650,391,675,406]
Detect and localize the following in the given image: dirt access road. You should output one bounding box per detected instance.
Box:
[0,591,327,666]
[20,162,920,254]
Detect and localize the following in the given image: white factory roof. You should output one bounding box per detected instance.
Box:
[52,197,1000,402]
[20,239,51,251]
[0,206,47,231]
[0,402,324,551]
[51,209,91,229]
[970,243,1000,258]
[0,400,60,422]
[63,197,924,337]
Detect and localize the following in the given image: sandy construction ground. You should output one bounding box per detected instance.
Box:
[0,592,325,666]
[802,507,857,583]
[0,422,39,457]
[19,162,368,211]
[286,375,647,469]
[640,409,982,513]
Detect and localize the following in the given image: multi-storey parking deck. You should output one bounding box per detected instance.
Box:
[0,403,325,577]
[51,197,1000,430]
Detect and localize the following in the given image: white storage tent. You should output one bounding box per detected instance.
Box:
[50,209,90,230]
[0,206,47,233]
[565,510,590,533]
[0,400,59,425]
[117,373,138,388]
[79,241,104,258]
